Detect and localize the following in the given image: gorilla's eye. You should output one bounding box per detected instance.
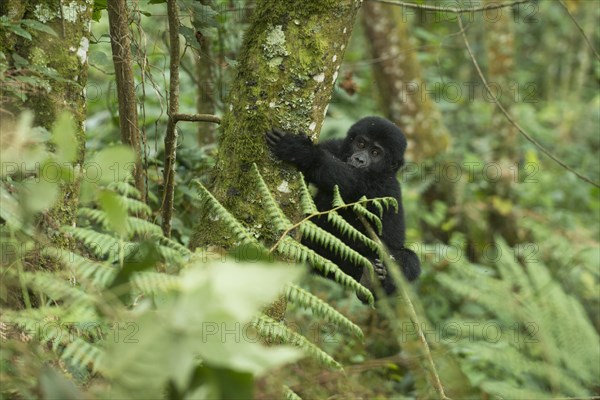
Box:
[371,149,380,156]
[357,140,365,148]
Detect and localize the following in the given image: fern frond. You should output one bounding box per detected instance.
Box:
[62,337,105,373]
[251,164,293,231]
[132,272,180,295]
[62,226,127,260]
[298,174,318,214]
[326,211,382,257]
[253,313,342,370]
[107,181,141,199]
[352,199,383,235]
[377,196,399,213]
[78,209,162,239]
[193,180,257,245]
[119,196,152,217]
[15,270,91,304]
[127,217,163,237]
[42,247,117,287]
[283,385,302,400]
[277,237,374,305]
[78,207,110,228]
[1,307,63,334]
[300,221,373,273]
[438,242,600,397]
[285,284,363,339]
[332,186,344,208]
[369,196,385,218]
[152,234,192,257]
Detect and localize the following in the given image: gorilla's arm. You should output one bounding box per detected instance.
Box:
[266,130,364,197]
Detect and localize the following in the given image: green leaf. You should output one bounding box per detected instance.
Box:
[187,367,253,400]
[51,112,78,163]
[12,53,29,67]
[90,145,135,184]
[98,189,128,236]
[179,26,201,51]
[104,262,303,398]
[23,178,59,213]
[21,19,58,37]
[39,367,84,400]
[9,24,32,40]
[0,185,23,228]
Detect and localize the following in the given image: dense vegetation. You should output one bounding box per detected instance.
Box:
[1,0,598,399]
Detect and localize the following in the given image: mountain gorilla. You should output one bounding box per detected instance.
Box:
[266,116,420,300]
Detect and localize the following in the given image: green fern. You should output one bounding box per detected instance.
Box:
[436,240,600,398]
[132,271,180,295]
[283,385,303,400]
[325,211,382,257]
[299,221,373,271]
[298,174,318,214]
[193,180,258,245]
[42,247,117,287]
[118,196,152,217]
[62,337,106,373]
[276,237,374,305]
[107,181,142,199]
[252,164,293,231]
[62,226,130,260]
[252,313,342,370]
[352,198,383,234]
[285,283,363,339]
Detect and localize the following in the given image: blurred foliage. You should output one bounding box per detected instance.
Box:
[0,113,304,399]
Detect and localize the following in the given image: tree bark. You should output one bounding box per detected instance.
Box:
[194,30,218,146]
[107,0,146,202]
[191,0,361,269]
[1,0,92,247]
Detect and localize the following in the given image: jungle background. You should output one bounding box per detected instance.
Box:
[1,0,599,399]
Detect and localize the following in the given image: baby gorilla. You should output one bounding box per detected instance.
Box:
[266,116,420,300]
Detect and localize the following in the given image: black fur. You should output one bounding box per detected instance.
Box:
[266,116,420,299]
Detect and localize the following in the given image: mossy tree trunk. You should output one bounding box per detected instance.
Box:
[191,0,360,283]
[1,0,92,247]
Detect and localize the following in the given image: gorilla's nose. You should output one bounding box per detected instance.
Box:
[353,156,366,165]
[348,153,368,168]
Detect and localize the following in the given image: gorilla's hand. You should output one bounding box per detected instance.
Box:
[266,129,314,164]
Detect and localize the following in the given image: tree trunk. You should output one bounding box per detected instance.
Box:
[194,23,218,145]
[0,0,92,248]
[191,0,361,293]
[107,0,146,202]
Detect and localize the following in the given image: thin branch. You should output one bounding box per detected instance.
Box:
[457,16,600,188]
[356,215,450,400]
[161,0,182,237]
[557,0,600,62]
[369,0,531,13]
[172,113,221,124]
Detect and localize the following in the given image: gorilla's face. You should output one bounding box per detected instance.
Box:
[342,117,407,174]
[345,134,384,170]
